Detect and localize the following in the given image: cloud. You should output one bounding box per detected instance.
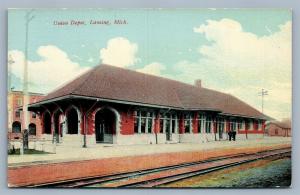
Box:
[100,37,139,67]
[8,45,90,93]
[136,62,166,76]
[177,18,292,120]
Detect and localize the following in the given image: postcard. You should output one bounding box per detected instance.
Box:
[7,8,291,188]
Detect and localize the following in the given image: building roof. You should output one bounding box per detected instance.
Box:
[35,64,266,119]
[269,120,291,129]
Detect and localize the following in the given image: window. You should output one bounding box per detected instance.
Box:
[15,110,20,118]
[245,121,250,130]
[134,111,139,133]
[249,120,253,130]
[12,121,21,133]
[230,119,236,132]
[140,111,147,133]
[141,117,146,133]
[29,123,36,135]
[146,112,153,133]
[205,116,212,133]
[160,113,171,133]
[159,116,164,133]
[134,111,154,134]
[275,128,278,135]
[237,119,243,130]
[217,118,225,133]
[165,118,170,133]
[32,112,36,118]
[147,117,153,133]
[17,98,22,106]
[258,120,262,130]
[171,114,177,133]
[184,114,191,133]
[197,114,205,133]
[253,120,258,130]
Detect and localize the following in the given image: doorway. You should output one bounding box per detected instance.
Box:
[95,108,115,143]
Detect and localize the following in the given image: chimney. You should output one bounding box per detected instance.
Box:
[194,79,202,88]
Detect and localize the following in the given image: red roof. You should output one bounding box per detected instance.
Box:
[269,120,291,129]
[39,64,265,119]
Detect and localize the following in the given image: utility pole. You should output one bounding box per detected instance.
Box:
[8,55,14,131]
[8,55,15,149]
[258,88,268,137]
[21,9,35,154]
[258,88,268,114]
[8,55,14,93]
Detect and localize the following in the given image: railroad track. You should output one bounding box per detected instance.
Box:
[30,147,291,188]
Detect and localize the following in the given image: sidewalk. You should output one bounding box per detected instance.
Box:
[8,137,291,166]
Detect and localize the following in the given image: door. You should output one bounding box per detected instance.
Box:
[54,113,61,142]
[166,119,171,141]
[96,121,105,142]
[218,121,224,140]
[95,109,115,144]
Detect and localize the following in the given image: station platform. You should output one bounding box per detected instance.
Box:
[7,137,291,187]
[8,137,291,166]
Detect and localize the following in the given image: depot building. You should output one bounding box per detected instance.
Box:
[28,64,267,146]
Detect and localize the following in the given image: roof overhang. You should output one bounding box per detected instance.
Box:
[28,94,224,112]
[27,94,267,120]
[221,113,268,120]
[28,94,184,110]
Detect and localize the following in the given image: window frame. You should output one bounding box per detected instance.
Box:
[229,119,237,132]
[15,110,21,118]
[217,117,225,133]
[205,116,212,133]
[171,114,178,134]
[196,113,205,133]
[17,98,22,106]
[134,110,154,134]
[184,113,192,133]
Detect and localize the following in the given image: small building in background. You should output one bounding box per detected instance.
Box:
[8,90,45,141]
[265,120,291,137]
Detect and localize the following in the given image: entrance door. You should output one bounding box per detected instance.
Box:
[165,119,171,141]
[95,109,115,143]
[54,113,61,142]
[95,120,105,142]
[218,121,224,140]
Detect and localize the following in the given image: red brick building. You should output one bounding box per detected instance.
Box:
[8,91,44,140]
[28,64,267,146]
[265,120,291,137]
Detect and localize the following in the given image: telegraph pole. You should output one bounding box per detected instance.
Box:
[23,9,35,128]
[8,55,14,93]
[258,89,268,137]
[8,55,15,148]
[21,10,35,154]
[258,88,268,114]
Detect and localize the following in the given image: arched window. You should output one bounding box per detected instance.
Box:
[29,123,36,135]
[12,121,21,133]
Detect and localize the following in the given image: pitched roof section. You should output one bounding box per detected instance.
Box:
[270,120,291,129]
[41,64,265,118]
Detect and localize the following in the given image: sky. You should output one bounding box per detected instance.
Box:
[7,9,292,120]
